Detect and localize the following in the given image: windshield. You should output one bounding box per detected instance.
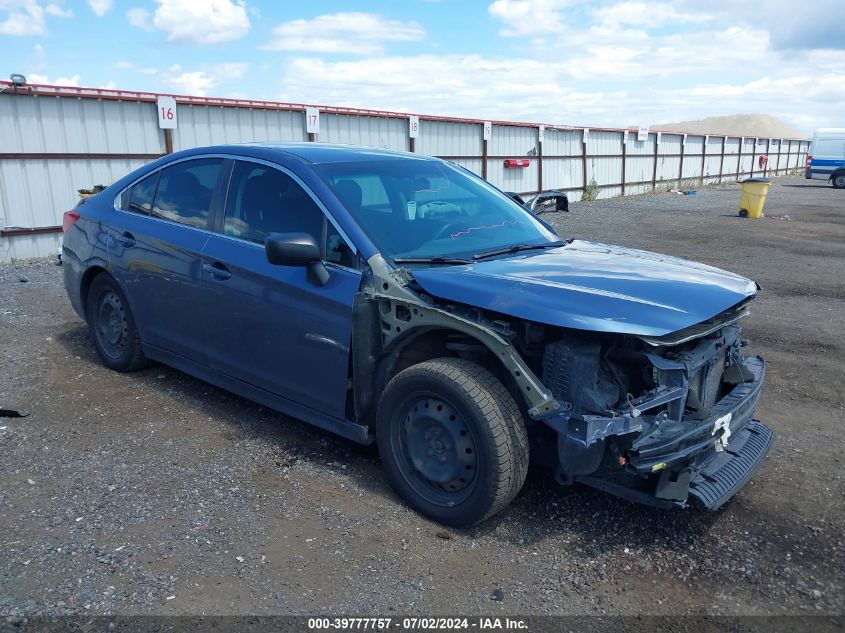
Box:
[314,158,559,263]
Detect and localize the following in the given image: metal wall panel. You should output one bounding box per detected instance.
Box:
[0,157,149,260]
[448,158,483,178]
[543,157,581,191]
[0,93,161,154]
[172,104,306,149]
[544,128,581,156]
[660,133,684,154]
[322,113,407,150]
[487,160,537,194]
[656,154,681,183]
[0,157,148,224]
[489,124,537,156]
[416,120,482,157]
[625,132,655,156]
[486,125,538,193]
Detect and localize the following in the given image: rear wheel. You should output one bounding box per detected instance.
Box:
[85,275,149,372]
[833,173,845,189]
[376,358,529,526]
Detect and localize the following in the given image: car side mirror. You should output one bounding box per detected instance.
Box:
[265,232,330,286]
[505,191,526,206]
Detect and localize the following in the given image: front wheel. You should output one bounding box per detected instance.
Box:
[833,173,845,189]
[376,358,529,526]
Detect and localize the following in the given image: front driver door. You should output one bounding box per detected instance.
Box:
[200,159,361,420]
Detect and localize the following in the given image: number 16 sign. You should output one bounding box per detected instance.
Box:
[157,96,177,130]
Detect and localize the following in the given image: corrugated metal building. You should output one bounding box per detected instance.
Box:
[0,81,810,262]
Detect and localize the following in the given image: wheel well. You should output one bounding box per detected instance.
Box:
[79,266,108,315]
[384,328,526,413]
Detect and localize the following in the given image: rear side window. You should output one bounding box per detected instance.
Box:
[151,158,224,229]
[119,171,159,214]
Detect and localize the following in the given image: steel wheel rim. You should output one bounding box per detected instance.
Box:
[95,290,128,359]
[392,393,479,506]
[836,175,845,187]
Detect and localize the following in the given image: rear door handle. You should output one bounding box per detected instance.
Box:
[116,231,135,247]
[202,262,232,281]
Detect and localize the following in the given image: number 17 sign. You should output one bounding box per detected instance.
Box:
[157,96,177,130]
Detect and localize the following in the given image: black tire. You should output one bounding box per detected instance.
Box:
[833,173,845,189]
[85,274,149,372]
[376,358,529,526]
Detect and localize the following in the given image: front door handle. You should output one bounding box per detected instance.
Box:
[116,231,135,247]
[202,262,232,281]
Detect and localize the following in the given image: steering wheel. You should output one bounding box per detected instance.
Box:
[434,221,469,240]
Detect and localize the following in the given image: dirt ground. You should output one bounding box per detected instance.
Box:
[0,175,843,618]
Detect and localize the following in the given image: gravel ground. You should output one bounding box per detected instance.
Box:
[0,175,843,617]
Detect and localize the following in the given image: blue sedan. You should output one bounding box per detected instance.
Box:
[63,143,773,525]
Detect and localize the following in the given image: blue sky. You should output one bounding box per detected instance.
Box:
[2,0,844,133]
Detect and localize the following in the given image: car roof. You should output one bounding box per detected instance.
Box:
[178,142,438,165]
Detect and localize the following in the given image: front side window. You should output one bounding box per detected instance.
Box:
[315,159,558,262]
[224,161,357,267]
[151,158,224,229]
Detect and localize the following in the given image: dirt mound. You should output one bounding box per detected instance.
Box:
[653,114,806,139]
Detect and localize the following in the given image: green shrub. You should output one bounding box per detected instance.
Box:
[582,179,600,202]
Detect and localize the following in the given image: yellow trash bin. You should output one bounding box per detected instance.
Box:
[738,178,771,219]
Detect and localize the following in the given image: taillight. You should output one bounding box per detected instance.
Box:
[63,210,80,232]
[806,155,813,168]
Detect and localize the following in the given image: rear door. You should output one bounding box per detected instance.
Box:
[109,157,227,364]
[200,159,361,419]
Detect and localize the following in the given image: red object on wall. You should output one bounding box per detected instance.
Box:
[503,159,530,168]
[758,154,768,168]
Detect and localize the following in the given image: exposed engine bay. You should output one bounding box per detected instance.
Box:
[504,314,770,509]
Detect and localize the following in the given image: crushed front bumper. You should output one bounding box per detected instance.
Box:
[549,355,773,509]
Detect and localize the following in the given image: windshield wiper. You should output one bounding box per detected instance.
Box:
[393,256,472,265]
[472,240,565,260]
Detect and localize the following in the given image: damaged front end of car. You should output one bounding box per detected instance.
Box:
[534,307,773,509]
[361,250,773,511]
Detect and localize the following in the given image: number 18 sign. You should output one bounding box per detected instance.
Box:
[157,96,177,130]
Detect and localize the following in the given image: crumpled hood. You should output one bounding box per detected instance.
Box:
[410,240,758,337]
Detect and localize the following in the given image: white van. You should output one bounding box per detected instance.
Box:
[806,128,845,188]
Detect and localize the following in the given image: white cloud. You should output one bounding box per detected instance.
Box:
[0,0,44,36]
[165,62,248,95]
[488,0,579,36]
[674,0,845,51]
[44,3,70,17]
[592,1,702,27]
[264,12,425,55]
[273,24,845,133]
[86,0,112,16]
[27,72,81,86]
[125,7,150,29]
[0,0,70,36]
[279,55,582,121]
[148,0,250,44]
